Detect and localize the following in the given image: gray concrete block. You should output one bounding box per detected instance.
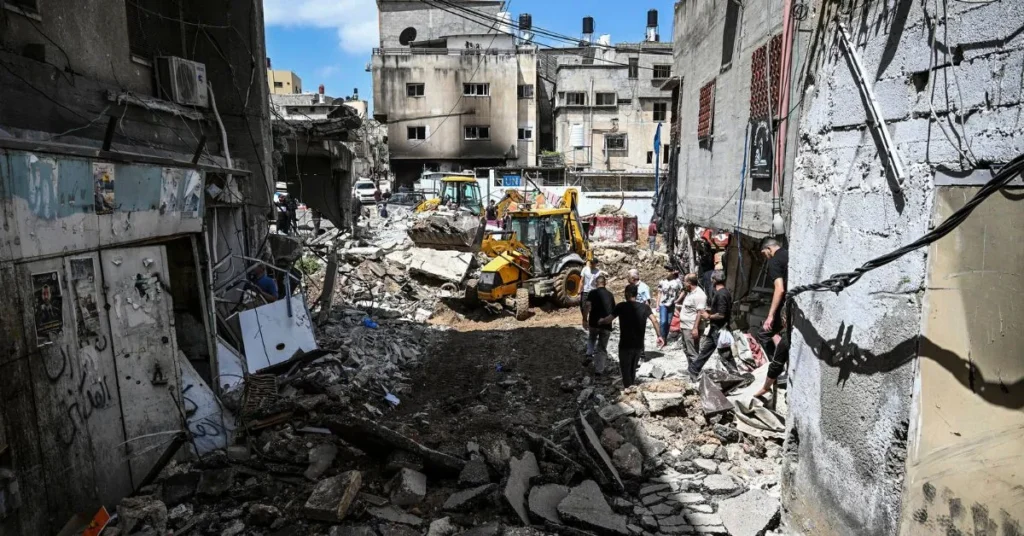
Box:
[556,480,629,535]
[717,489,781,536]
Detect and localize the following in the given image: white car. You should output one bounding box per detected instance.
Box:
[354,180,377,204]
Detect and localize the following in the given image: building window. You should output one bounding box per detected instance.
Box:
[274,81,284,88]
[124,0,183,60]
[749,34,783,118]
[628,58,639,79]
[721,0,741,70]
[595,93,616,106]
[619,98,633,105]
[407,83,425,97]
[407,126,426,140]
[465,126,490,140]
[518,84,534,99]
[663,145,670,164]
[646,151,654,164]
[653,64,672,79]
[698,79,716,141]
[518,128,533,140]
[565,92,586,106]
[653,102,668,121]
[605,134,627,151]
[463,83,490,96]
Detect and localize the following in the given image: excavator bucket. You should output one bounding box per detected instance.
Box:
[407,212,484,252]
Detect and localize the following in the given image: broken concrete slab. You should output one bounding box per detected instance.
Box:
[692,459,719,474]
[598,403,635,423]
[387,468,427,506]
[698,444,718,458]
[702,474,740,495]
[367,506,424,526]
[304,443,339,480]
[427,517,460,536]
[684,512,725,527]
[443,484,496,511]
[640,483,672,496]
[379,523,423,536]
[458,458,491,487]
[197,468,236,497]
[642,391,685,413]
[556,480,629,535]
[304,470,362,522]
[717,489,781,536]
[345,247,384,261]
[612,443,644,479]
[618,418,667,459]
[455,523,501,536]
[248,504,280,527]
[504,452,540,525]
[329,526,378,536]
[117,495,168,535]
[666,492,705,505]
[578,411,624,490]
[323,417,465,476]
[527,484,570,525]
[385,248,473,284]
[386,450,426,474]
[483,439,512,469]
[600,428,625,453]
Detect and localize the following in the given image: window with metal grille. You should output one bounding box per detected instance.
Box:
[565,92,586,106]
[698,79,716,141]
[628,58,639,79]
[463,83,490,96]
[124,0,184,60]
[407,126,426,140]
[465,126,490,140]
[605,134,627,151]
[407,83,424,97]
[518,128,533,140]
[749,34,783,119]
[653,64,672,79]
[518,84,534,99]
[595,93,616,106]
[721,0,741,70]
[653,102,668,121]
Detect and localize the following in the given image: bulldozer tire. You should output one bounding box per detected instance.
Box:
[515,288,530,321]
[554,265,584,307]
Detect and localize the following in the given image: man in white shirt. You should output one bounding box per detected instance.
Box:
[627,269,653,308]
[581,258,604,357]
[674,273,706,362]
[657,270,683,344]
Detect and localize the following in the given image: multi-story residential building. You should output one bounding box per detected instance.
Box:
[371,0,537,185]
[669,2,1024,535]
[268,68,303,94]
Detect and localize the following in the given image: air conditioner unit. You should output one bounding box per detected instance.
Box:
[155,56,209,108]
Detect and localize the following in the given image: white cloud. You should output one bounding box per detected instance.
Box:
[263,0,379,55]
[315,65,340,78]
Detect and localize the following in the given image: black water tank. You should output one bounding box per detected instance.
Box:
[519,13,532,31]
[583,16,594,34]
[647,9,658,27]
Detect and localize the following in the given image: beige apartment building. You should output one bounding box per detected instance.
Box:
[268,69,302,94]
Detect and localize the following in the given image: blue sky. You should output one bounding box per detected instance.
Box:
[264,0,677,107]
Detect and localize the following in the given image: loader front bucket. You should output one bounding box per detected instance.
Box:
[407,213,484,252]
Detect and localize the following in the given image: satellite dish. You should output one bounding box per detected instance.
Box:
[399,27,417,46]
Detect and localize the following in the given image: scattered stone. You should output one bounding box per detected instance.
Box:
[659,514,689,527]
[161,472,199,506]
[641,494,665,506]
[598,403,635,423]
[197,468,236,497]
[388,468,427,506]
[329,526,377,536]
[367,506,424,526]
[578,412,624,489]
[702,475,740,495]
[483,440,512,469]
[641,515,659,531]
[527,484,570,525]
[457,523,501,536]
[359,492,389,507]
[717,489,781,536]
[577,387,595,405]
[117,495,168,535]
[612,443,644,479]
[698,445,718,458]
[504,452,540,524]
[640,483,671,496]
[248,504,280,527]
[459,459,491,487]
[667,492,705,505]
[427,517,460,536]
[714,446,729,462]
[304,471,363,522]
[600,428,625,452]
[650,366,666,380]
[713,424,740,444]
[619,418,667,458]
[379,523,423,536]
[642,391,684,413]
[221,520,245,536]
[386,450,426,474]
[556,480,629,535]
[610,497,633,514]
[693,459,719,474]
[663,525,700,534]
[687,504,714,513]
[443,484,496,511]
[305,444,339,480]
[650,502,680,516]
[167,503,192,526]
[467,441,481,456]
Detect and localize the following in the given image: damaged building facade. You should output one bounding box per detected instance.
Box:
[670,0,1023,535]
[371,0,538,185]
[0,1,296,534]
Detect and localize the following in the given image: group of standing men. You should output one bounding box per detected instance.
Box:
[578,237,790,396]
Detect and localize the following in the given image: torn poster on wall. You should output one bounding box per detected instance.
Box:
[32,271,63,342]
[92,162,116,215]
[70,258,101,341]
[160,168,182,214]
[182,170,202,218]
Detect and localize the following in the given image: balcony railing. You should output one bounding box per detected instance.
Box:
[373,47,533,56]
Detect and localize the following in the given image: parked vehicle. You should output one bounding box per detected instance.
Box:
[353,179,377,204]
[389,192,426,207]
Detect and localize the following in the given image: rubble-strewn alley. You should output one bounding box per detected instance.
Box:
[103,207,789,536]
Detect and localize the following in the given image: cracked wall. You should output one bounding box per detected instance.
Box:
[783,1,1024,535]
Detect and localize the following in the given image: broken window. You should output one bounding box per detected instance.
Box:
[653,102,668,121]
[628,57,639,79]
[518,128,533,140]
[721,0,741,70]
[646,151,654,164]
[663,145,671,164]
[518,84,534,99]
[595,93,617,106]
[698,79,716,141]
[653,64,672,79]
[565,92,586,106]
[407,126,426,140]
[407,83,424,97]
[463,83,490,96]
[464,126,490,140]
[605,134,627,151]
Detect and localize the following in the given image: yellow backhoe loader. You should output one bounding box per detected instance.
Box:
[407,176,485,252]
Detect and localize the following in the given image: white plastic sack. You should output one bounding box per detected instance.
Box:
[717,329,735,348]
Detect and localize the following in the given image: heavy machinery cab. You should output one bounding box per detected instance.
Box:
[437,177,482,216]
[507,213,578,275]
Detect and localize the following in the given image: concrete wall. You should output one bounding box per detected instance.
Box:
[268,70,302,94]
[782,1,1024,535]
[672,0,794,234]
[377,0,504,49]
[516,53,538,166]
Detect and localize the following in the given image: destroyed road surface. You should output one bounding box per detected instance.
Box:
[116,208,787,536]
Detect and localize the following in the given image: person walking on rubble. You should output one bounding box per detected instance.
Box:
[350,192,362,237]
[582,274,615,376]
[656,269,683,348]
[647,219,658,253]
[581,258,605,358]
[599,284,664,388]
[687,270,737,380]
[674,273,706,363]
[755,237,789,358]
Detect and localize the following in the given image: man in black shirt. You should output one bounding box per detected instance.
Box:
[688,270,737,379]
[582,274,615,375]
[757,238,789,358]
[600,284,664,388]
